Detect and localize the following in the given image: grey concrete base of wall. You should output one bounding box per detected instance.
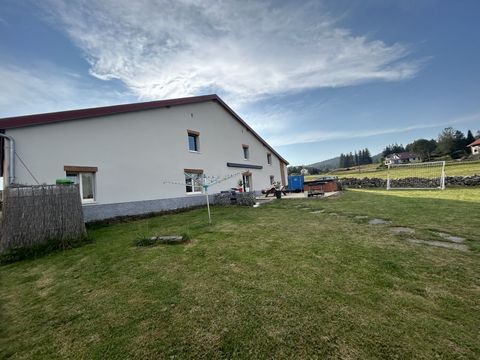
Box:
[83,194,209,222]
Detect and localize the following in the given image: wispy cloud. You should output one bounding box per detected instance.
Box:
[0,61,133,117]
[267,112,480,146]
[39,0,422,105]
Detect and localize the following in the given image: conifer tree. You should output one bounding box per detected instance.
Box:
[466,130,475,145]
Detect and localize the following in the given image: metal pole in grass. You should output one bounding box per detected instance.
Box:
[163,172,241,225]
[203,175,212,225]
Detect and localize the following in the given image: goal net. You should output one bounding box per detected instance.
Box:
[387,161,445,190]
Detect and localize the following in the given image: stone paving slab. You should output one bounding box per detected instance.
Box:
[390,227,415,235]
[407,238,468,251]
[435,232,466,243]
[369,218,391,225]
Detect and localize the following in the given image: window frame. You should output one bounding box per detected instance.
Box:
[267,153,272,165]
[184,169,204,194]
[187,130,200,152]
[65,170,96,204]
[242,144,250,160]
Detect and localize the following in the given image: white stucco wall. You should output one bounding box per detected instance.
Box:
[6,101,287,205]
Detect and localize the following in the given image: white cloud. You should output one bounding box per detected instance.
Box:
[0,62,133,117]
[40,0,422,105]
[267,112,480,146]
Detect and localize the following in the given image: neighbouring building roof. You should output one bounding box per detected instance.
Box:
[467,139,480,147]
[0,94,288,164]
[386,152,418,160]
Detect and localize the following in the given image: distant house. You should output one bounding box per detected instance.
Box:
[300,168,309,175]
[467,138,480,155]
[384,152,419,166]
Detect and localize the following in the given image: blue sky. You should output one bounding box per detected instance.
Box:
[1,0,479,165]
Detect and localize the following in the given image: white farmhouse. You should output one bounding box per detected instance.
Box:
[0,95,288,221]
[467,138,480,155]
[384,152,419,166]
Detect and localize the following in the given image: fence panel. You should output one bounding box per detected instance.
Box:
[0,184,86,253]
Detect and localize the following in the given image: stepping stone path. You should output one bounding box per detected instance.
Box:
[407,238,468,252]
[390,227,415,235]
[369,218,391,225]
[435,232,466,243]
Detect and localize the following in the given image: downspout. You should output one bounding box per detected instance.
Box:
[0,133,15,186]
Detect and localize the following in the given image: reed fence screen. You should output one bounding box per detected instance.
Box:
[0,184,86,253]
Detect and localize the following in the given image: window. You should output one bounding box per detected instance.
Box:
[184,169,203,193]
[242,145,249,160]
[270,175,275,185]
[66,171,96,203]
[187,130,200,152]
[267,153,272,165]
[242,172,252,192]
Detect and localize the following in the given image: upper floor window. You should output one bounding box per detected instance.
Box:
[188,130,200,152]
[242,145,249,160]
[267,153,272,165]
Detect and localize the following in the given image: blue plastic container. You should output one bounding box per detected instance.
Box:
[288,175,304,191]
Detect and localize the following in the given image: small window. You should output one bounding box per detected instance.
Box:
[242,145,249,160]
[184,170,203,193]
[188,130,200,152]
[270,175,275,185]
[267,153,272,165]
[66,171,96,203]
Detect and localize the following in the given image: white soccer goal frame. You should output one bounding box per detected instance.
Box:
[386,160,446,190]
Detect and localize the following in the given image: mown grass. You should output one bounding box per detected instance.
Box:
[1,189,479,359]
[314,160,480,179]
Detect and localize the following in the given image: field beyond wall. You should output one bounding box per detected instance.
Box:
[306,160,480,180]
[1,189,479,359]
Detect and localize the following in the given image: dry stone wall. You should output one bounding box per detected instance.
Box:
[214,192,257,206]
[339,175,480,189]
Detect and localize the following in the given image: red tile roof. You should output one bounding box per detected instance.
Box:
[0,94,288,164]
[467,138,480,147]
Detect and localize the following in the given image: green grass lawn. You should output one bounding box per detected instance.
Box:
[1,189,479,359]
[316,160,480,179]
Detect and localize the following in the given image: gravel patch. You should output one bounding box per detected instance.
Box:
[435,232,466,243]
[369,218,391,225]
[407,238,468,251]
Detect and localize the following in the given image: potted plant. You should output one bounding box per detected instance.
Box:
[238,179,243,192]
